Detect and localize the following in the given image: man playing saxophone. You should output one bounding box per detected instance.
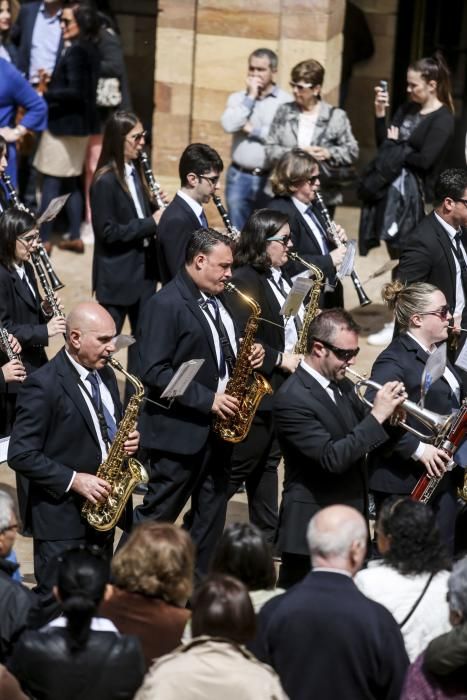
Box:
[8,302,140,596]
[273,308,407,589]
[133,228,264,579]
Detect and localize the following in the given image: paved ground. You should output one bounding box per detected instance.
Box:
[1,205,394,585]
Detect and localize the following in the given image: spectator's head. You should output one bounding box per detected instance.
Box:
[60,1,99,42]
[376,497,450,576]
[307,505,367,576]
[270,148,320,203]
[234,209,291,273]
[305,308,360,382]
[111,522,194,606]
[191,575,256,644]
[408,52,453,113]
[290,59,325,108]
[178,143,223,204]
[210,522,276,591]
[447,556,467,626]
[247,48,278,92]
[0,490,19,559]
[0,206,38,268]
[96,110,146,177]
[433,169,467,230]
[55,546,110,652]
[185,228,234,295]
[0,0,15,40]
[382,280,451,347]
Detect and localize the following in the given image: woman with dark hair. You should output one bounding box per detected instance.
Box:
[0,0,17,63]
[134,575,287,700]
[10,546,145,700]
[35,1,100,253]
[226,208,302,544]
[266,58,358,213]
[100,522,194,668]
[210,522,283,611]
[355,497,451,662]
[0,207,65,432]
[368,281,463,550]
[90,109,160,384]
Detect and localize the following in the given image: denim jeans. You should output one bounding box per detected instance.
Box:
[225,164,269,231]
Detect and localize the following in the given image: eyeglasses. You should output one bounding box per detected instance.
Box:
[199,174,220,186]
[17,231,39,244]
[127,130,147,143]
[267,234,291,245]
[289,81,314,91]
[419,304,451,320]
[0,522,19,534]
[307,175,319,184]
[313,337,360,362]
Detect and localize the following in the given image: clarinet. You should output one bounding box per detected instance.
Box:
[212,194,240,239]
[1,173,25,209]
[0,326,21,361]
[314,192,371,307]
[138,152,166,210]
[30,255,65,319]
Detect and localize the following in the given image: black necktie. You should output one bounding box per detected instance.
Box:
[131,168,148,216]
[87,372,118,443]
[305,206,330,254]
[199,210,209,228]
[20,271,35,301]
[202,297,235,378]
[454,232,467,289]
[328,380,355,430]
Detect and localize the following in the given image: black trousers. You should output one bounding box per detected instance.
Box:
[33,528,114,598]
[132,435,233,578]
[277,552,311,589]
[227,410,280,545]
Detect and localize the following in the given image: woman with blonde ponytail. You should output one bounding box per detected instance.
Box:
[367,281,463,551]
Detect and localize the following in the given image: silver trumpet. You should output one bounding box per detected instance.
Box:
[345,367,454,441]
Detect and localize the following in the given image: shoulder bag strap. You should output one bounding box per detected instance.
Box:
[398,572,435,629]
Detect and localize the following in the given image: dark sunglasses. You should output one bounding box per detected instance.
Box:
[128,130,147,143]
[419,304,451,320]
[289,81,313,90]
[307,175,320,184]
[267,234,291,245]
[313,337,360,362]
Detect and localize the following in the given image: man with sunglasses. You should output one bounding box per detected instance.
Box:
[398,168,467,367]
[158,143,224,284]
[273,308,407,588]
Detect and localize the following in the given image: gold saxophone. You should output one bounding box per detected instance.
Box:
[82,357,149,531]
[287,251,324,354]
[213,282,272,443]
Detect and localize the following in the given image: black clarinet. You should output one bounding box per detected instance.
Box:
[212,194,240,239]
[314,192,371,307]
[138,152,166,210]
[1,173,24,209]
[0,326,21,361]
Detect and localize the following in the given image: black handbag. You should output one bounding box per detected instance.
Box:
[317,107,357,189]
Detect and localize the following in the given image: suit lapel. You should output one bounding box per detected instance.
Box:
[175,271,219,368]
[10,268,39,313]
[431,214,457,302]
[296,365,351,432]
[175,194,204,229]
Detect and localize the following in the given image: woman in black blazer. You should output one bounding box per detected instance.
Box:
[36,2,100,252]
[10,546,145,700]
[0,208,65,432]
[369,280,463,550]
[91,110,159,385]
[227,209,303,544]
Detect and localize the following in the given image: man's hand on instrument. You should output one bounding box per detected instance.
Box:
[330,246,346,268]
[333,224,347,244]
[72,473,111,504]
[1,359,26,383]
[124,429,140,455]
[371,380,407,424]
[419,444,451,478]
[8,334,22,354]
[211,393,239,419]
[47,316,67,337]
[249,342,265,368]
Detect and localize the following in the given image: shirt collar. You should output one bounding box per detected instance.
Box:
[406,331,434,355]
[13,263,25,279]
[124,162,135,177]
[300,359,331,389]
[292,196,310,215]
[434,210,459,240]
[65,349,96,383]
[177,189,204,219]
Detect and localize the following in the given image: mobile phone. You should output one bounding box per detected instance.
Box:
[379,80,388,92]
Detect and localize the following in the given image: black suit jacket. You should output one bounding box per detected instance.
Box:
[91,169,158,306]
[12,2,63,79]
[268,195,343,307]
[252,571,409,700]
[45,41,99,136]
[157,194,204,285]
[138,267,239,455]
[8,348,122,539]
[397,211,467,317]
[0,261,48,379]
[273,364,388,555]
[229,265,288,411]
[369,333,463,493]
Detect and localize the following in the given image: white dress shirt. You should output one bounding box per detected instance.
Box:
[299,359,337,403]
[199,293,237,393]
[124,163,145,218]
[177,189,206,227]
[434,211,467,319]
[267,267,304,352]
